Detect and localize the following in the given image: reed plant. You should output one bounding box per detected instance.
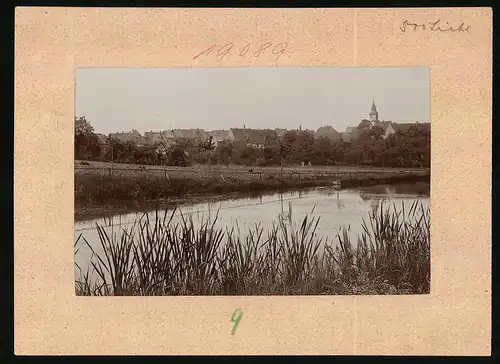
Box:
[75,200,430,295]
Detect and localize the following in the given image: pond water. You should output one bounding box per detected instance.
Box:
[74,181,430,278]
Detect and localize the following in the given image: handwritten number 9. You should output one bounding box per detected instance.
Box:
[230,308,243,335]
[217,43,234,60]
[272,42,289,61]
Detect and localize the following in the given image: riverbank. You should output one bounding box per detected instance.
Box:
[75,200,431,296]
[75,170,430,220]
[75,173,330,220]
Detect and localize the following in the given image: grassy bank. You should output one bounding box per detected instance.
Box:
[75,173,334,209]
[75,200,430,296]
[75,171,429,215]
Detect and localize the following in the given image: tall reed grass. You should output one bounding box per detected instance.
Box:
[75,200,430,295]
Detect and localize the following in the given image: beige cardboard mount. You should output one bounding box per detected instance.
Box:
[14,7,491,356]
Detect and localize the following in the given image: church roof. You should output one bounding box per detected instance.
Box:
[370,101,378,115]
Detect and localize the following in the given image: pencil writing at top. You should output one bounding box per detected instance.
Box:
[193,41,290,62]
[400,19,471,33]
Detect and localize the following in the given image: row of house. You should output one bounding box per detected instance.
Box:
[98,127,284,149]
[95,102,429,149]
[99,129,210,148]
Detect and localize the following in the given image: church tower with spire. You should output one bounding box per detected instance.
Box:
[369,99,379,122]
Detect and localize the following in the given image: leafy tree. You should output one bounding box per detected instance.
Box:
[75,116,94,135]
[200,135,216,171]
[263,136,281,165]
[233,144,260,166]
[166,144,189,166]
[74,116,101,161]
[154,142,168,165]
[215,140,234,166]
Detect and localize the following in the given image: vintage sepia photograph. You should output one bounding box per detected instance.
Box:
[74,67,431,296]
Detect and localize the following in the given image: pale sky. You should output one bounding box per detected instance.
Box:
[75,67,430,135]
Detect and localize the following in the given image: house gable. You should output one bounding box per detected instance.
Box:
[316,125,340,140]
[108,129,144,144]
[229,128,277,147]
[95,133,108,144]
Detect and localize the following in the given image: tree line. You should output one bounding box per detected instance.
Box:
[75,116,430,168]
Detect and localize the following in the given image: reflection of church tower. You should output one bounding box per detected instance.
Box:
[369,99,379,122]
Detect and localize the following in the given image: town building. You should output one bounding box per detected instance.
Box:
[275,128,288,138]
[390,121,430,134]
[94,133,110,157]
[172,129,208,144]
[161,130,178,146]
[95,133,108,145]
[145,129,210,146]
[316,125,340,141]
[340,127,362,143]
[207,130,234,147]
[230,127,278,149]
[108,129,144,145]
[144,131,164,144]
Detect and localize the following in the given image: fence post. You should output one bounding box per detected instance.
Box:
[108,168,112,176]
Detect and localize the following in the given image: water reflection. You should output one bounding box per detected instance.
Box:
[74,182,430,276]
